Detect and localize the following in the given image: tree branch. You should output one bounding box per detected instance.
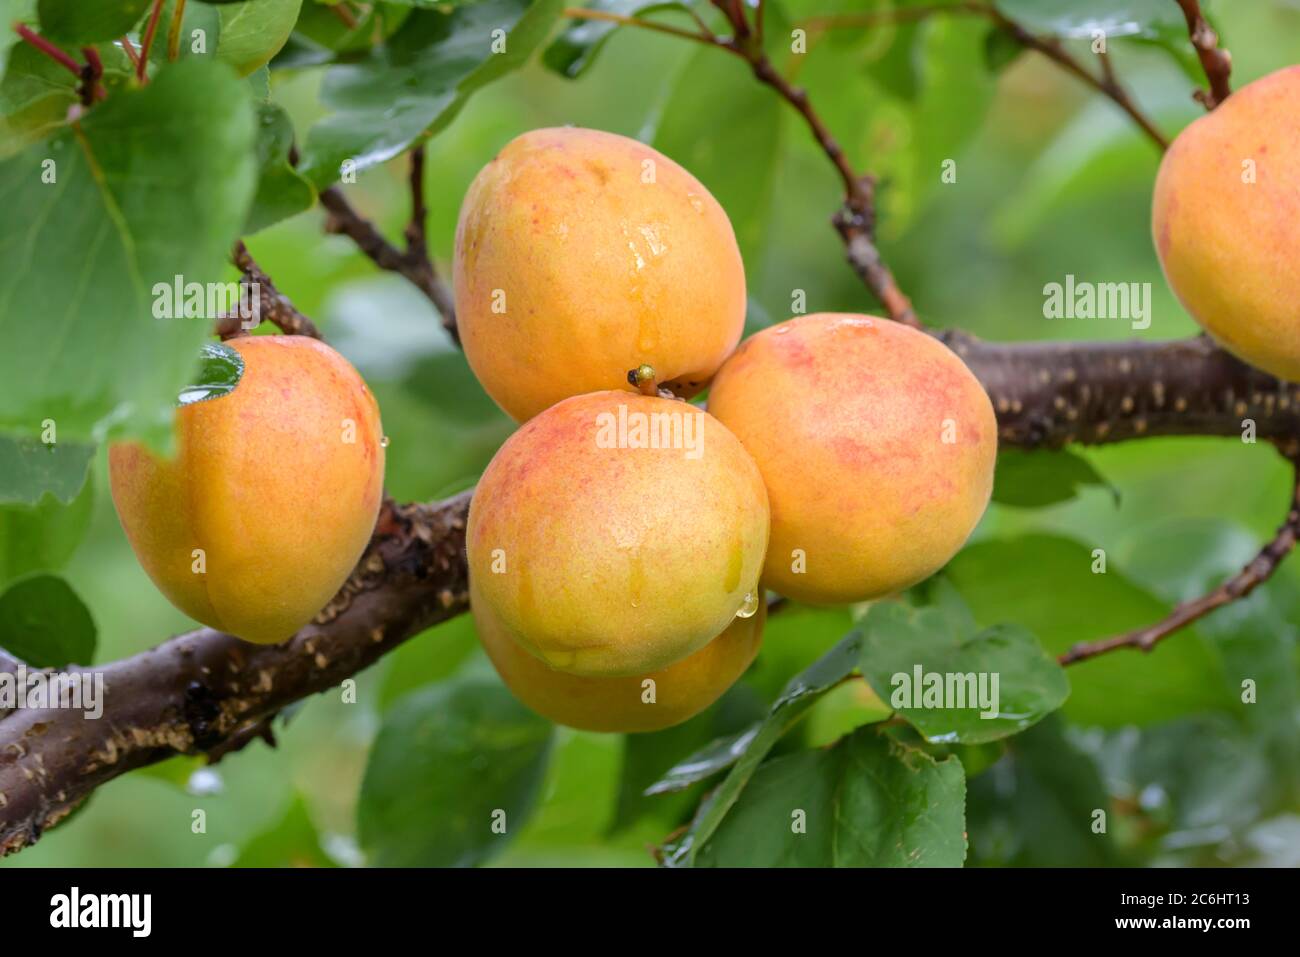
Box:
[216,242,323,340]
[1174,0,1232,109]
[0,494,470,855]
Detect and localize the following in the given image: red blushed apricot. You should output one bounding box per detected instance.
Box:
[707,314,997,605]
[1152,66,1300,381]
[472,579,764,733]
[109,336,385,644]
[453,127,746,422]
[466,391,769,677]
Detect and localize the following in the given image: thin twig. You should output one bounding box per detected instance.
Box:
[137,0,165,82]
[120,35,141,71]
[319,156,459,344]
[167,0,188,63]
[329,3,359,30]
[1174,0,1232,109]
[1060,453,1300,665]
[12,24,82,77]
[215,242,324,340]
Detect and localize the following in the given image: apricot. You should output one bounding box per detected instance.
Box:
[1152,66,1300,381]
[466,390,769,677]
[453,127,746,422]
[472,579,764,733]
[109,336,385,644]
[707,313,996,605]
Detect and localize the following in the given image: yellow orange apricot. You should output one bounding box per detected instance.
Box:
[453,127,746,421]
[109,336,385,644]
[1153,66,1300,381]
[466,390,769,676]
[707,313,996,604]
[472,578,764,733]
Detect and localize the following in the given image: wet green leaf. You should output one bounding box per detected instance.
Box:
[358,678,554,866]
[859,600,1069,744]
[178,342,245,406]
[694,727,967,867]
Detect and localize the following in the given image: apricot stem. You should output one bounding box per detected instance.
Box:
[630,364,658,396]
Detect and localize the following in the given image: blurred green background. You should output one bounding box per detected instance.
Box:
[6,0,1300,867]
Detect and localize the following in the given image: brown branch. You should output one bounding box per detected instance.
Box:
[215,242,323,340]
[1174,0,1232,109]
[1060,455,1300,665]
[0,494,470,855]
[319,159,459,345]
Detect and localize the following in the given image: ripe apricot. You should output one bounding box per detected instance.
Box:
[466,391,769,677]
[109,336,385,644]
[1153,66,1300,381]
[707,314,996,604]
[453,127,746,422]
[472,579,764,733]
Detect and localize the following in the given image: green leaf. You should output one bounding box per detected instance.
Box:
[858,601,1070,744]
[694,727,967,867]
[37,0,150,44]
[178,342,245,406]
[659,631,862,866]
[652,45,781,264]
[966,714,1123,866]
[246,101,315,233]
[215,0,303,76]
[230,793,337,867]
[0,57,258,444]
[992,447,1118,508]
[612,682,765,830]
[1,1,37,78]
[0,434,94,505]
[644,722,758,796]
[0,467,94,586]
[357,678,554,867]
[0,573,96,667]
[946,534,1229,726]
[299,0,565,188]
[543,0,688,79]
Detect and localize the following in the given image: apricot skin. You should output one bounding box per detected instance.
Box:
[109,336,385,645]
[1152,66,1300,381]
[453,127,746,422]
[466,391,769,677]
[472,579,764,733]
[707,313,997,605]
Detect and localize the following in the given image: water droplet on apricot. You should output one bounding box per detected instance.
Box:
[735,590,760,619]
